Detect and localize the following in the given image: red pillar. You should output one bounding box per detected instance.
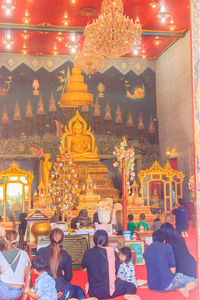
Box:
[169,158,177,170]
[122,159,128,231]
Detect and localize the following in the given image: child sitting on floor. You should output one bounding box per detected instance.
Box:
[24,256,57,300]
[137,213,150,231]
[117,247,137,287]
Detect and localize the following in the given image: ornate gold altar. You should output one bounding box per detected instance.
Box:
[0,162,33,229]
[127,180,153,222]
[138,161,184,214]
[60,110,120,219]
[28,180,53,218]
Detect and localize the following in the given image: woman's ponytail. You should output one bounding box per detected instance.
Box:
[49,228,64,279]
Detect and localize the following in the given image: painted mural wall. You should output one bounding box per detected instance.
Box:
[0,55,159,205]
[0,56,158,180]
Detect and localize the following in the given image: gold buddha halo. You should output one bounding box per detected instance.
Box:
[60,66,93,108]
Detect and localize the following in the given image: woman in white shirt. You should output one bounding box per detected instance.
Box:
[0,230,30,300]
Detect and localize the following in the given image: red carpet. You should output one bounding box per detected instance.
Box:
[22,225,199,300]
[71,225,199,300]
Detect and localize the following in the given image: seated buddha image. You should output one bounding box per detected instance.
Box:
[70,120,91,153]
[63,110,99,161]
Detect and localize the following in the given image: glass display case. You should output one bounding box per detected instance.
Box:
[0,162,34,226]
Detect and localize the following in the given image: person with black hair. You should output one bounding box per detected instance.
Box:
[18,213,27,239]
[172,198,188,237]
[118,247,137,287]
[36,228,95,300]
[128,214,136,234]
[24,256,57,300]
[137,213,149,231]
[151,217,162,231]
[144,229,196,297]
[160,222,196,278]
[82,230,140,300]
[18,213,27,249]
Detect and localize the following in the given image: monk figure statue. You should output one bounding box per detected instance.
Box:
[43,153,52,194]
[61,110,99,161]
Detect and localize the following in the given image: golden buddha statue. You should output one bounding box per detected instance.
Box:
[61,110,99,161]
[68,120,92,153]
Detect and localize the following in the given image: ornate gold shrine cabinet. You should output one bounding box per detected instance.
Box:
[61,110,120,218]
[138,161,184,214]
[127,180,153,222]
[0,162,33,228]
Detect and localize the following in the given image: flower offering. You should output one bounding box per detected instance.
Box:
[96,197,113,211]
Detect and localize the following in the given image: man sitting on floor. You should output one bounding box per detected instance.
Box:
[144,229,196,297]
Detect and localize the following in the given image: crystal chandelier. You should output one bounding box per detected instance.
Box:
[75,0,142,74]
[74,47,105,76]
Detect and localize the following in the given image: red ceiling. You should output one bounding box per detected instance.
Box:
[0,0,190,59]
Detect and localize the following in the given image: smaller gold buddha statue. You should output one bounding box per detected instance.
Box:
[151,188,160,210]
[78,174,101,211]
[61,110,99,161]
[128,180,139,206]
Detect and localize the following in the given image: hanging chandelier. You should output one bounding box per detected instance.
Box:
[75,0,142,74]
[74,47,105,76]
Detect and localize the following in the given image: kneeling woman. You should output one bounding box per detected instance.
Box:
[37,228,87,300]
[82,230,139,300]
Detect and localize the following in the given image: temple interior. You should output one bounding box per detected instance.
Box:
[0,0,199,297]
